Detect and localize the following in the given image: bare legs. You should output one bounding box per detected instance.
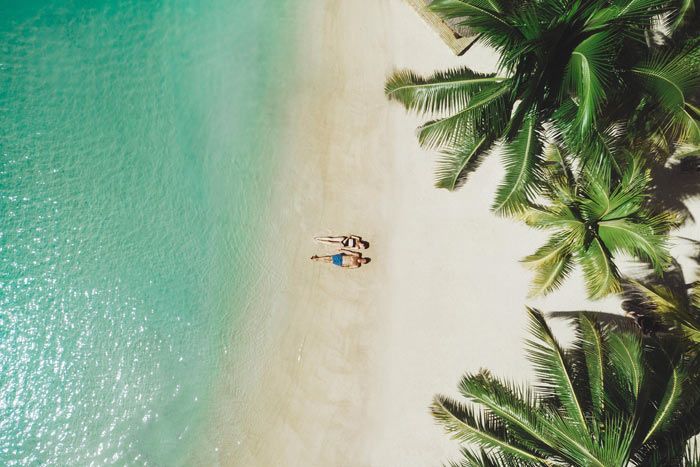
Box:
[310,255,334,263]
[314,236,346,245]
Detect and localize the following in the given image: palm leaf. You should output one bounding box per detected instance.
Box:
[577,315,606,418]
[431,396,550,464]
[548,310,635,329]
[579,171,615,221]
[691,280,700,311]
[417,83,511,149]
[519,205,581,231]
[454,447,523,467]
[458,447,542,467]
[384,68,506,115]
[582,122,624,178]
[565,32,617,135]
[522,234,576,297]
[459,371,556,457]
[540,408,607,467]
[435,136,493,190]
[598,219,671,271]
[605,330,643,414]
[665,105,700,144]
[587,0,674,30]
[643,365,685,443]
[578,237,621,299]
[492,111,545,216]
[631,48,700,143]
[625,278,679,313]
[525,308,590,433]
[593,157,648,220]
[632,50,700,111]
[429,0,524,58]
[589,415,635,466]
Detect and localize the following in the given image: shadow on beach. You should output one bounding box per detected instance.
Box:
[648,155,700,223]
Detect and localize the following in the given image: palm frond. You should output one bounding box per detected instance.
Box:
[417,83,511,149]
[664,104,700,144]
[384,68,506,115]
[577,315,606,418]
[492,111,545,216]
[519,205,581,231]
[632,49,700,111]
[522,234,576,297]
[594,156,648,220]
[643,365,685,443]
[672,142,700,159]
[621,260,700,340]
[605,330,643,412]
[525,308,590,433]
[459,371,556,457]
[579,237,622,299]
[581,122,624,178]
[632,47,700,143]
[564,32,617,135]
[691,280,700,311]
[431,395,550,464]
[435,136,494,190]
[640,436,694,467]
[598,218,672,271]
[541,408,607,466]
[589,414,635,466]
[456,447,537,467]
[625,278,679,314]
[429,0,524,59]
[579,170,615,221]
[587,0,675,31]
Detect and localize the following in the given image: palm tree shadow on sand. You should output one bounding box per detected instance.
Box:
[648,155,700,223]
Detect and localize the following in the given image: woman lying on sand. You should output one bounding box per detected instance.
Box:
[314,234,369,249]
[311,249,370,268]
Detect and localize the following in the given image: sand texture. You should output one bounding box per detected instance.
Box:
[222,1,700,465]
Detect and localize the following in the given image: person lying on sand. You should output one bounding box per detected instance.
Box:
[314,234,369,249]
[310,249,370,268]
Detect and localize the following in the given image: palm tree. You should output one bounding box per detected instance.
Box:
[385,0,699,215]
[622,257,700,345]
[521,152,677,299]
[432,308,700,466]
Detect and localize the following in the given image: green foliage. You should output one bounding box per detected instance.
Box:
[385,0,699,216]
[622,258,700,346]
[564,32,617,135]
[631,45,700,143]
[521,154,677,298]
[433,309,700,466]
[492,110,544,216]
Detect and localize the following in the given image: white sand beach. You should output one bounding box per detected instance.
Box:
[216,1,699,465]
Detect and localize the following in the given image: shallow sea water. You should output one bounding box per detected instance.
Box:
[0,1,293,464]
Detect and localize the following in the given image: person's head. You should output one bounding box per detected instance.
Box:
[360,257,371,265]
[359,240,370,249]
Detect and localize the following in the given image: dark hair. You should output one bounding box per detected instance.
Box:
[363,257,371,264]
[361,241,370,248]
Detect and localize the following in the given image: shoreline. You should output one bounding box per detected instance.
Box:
[211,1,698,465]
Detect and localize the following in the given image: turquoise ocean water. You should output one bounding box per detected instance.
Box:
[0,1,293,464]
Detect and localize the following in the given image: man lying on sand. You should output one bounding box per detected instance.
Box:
[311,249,370,268]
[314,234,369,249]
